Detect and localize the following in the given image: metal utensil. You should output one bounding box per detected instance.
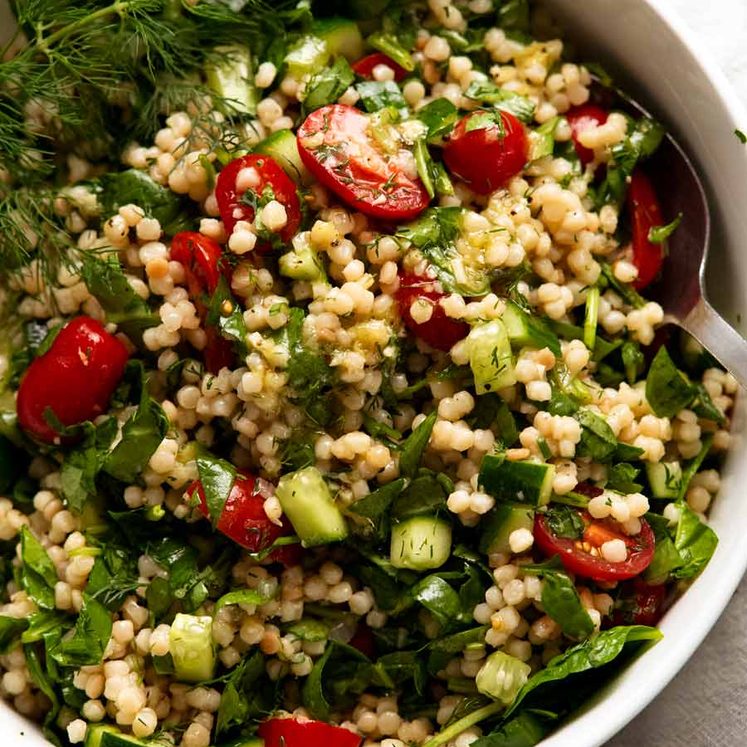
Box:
[610,87,747,389]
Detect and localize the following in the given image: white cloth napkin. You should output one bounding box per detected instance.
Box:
[609,1,747,745]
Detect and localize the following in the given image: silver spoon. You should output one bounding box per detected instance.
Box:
[611,87,747,388]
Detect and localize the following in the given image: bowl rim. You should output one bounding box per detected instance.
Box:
[540,1,747,744]
[2,2,747,746]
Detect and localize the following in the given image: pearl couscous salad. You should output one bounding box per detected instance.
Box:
[0,1,736,746]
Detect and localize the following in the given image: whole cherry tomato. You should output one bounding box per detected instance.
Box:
[566,104,609,165]
[627,170,665,291]
[534,508,655,582]
[258,717,362,747]
[17,316,129,443]
[215,153,301,244]
[188,472,299,565]
[395,273,469,351]
[443,110,528,195]
[611,579,667,626]
[297,104,429,221]
[352,52,407,82]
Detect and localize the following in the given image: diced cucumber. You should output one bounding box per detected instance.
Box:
[476,651,531,704]
[169,613,216,683]
[85,725,119,747]
[276,466,349,546]
[312,17,365,62]
[206,44,257,117]
[479,454,555,507]
[390,515,452,571]
[479,503,535,555]
[285,35,330,78]
[254,129,312,185]
[646,461,682,499]
[279,233,326,282]
[502,301,561,356]
[467,319,516,395]
[99,730,149,747]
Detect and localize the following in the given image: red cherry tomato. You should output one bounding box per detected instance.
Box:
[395,273,469,351]
[566,104,609,165]
[534,509,655,582]
[17,317,129,444]
[258,717,362,747]
[170,231,226,301]
[352,52,407,83]
[170,232,235,373]
[215,154,301,244]
[348,623,376,659]
[612,579,667,626]
[203,327,236,375]
[628,170,665,291]
[297,104,429,221]
[443,110,528,195]
[189,472,298,564]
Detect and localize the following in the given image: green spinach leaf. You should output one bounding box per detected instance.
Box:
[19,526,58,610]
[672,502,718,580]
[645,347,696,418]
[399,411,437,478]
[79,253,159,341]
[49,595,112,667]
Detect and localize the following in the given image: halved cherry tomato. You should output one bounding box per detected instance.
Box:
[17,317,129,443]
[566,104,609,165]
[215,154,301,244]
[188,472,298,565]
[628,170,665,291]
[258,717,362,747]
[534,509,655,581]
[352,52,407,82]
[611,579,667,626]
[395,273,469,351]
[443,110,528,195]
[297,104,429,221]
[170,232,235,373]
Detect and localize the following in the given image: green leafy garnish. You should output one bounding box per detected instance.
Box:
[304,57,356,114]
[648,213,682,243]
[196,451,237,525]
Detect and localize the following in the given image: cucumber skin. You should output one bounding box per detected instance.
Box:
[467,319,516,395]
[254,129,312,185]
[646,461,682,499]
[479,503,535,554]
[311,17,365,61]
[99,729,148,747]
[502,301,561,356]
[390,515,452,571]
[276,467,348,546]
[479,455,555,507]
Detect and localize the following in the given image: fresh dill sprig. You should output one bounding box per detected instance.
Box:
[0,0,299,280]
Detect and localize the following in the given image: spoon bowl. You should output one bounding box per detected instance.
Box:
[610,84,747,386]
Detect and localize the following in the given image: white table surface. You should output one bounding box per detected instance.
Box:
[608,1,747,745]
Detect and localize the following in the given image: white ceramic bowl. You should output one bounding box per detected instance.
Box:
[3,1,747,745]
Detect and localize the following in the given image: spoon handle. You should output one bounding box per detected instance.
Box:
[680,298,747,390]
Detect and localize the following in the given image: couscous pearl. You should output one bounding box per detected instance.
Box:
[601,539,628,563]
